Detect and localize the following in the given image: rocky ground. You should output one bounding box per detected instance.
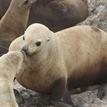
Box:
[14,0,107,107]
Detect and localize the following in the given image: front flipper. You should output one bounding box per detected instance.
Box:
[49,78,76,107]
[97,84,107,100]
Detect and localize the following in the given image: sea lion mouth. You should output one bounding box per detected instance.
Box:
[21,49,33,58]
[21,46,36,56]
[21,50,27,60]
[21,46,30,56]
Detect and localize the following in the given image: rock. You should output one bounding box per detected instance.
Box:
[80,0,107,32]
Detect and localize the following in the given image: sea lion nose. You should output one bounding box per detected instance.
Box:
[22,46,28,54]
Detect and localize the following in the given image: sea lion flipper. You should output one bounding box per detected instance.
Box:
[50,78,66,102]
[49,78,75,106]
[63,90,75,105]
[97,84,107,100]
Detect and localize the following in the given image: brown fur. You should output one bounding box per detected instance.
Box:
[29,0,88,31]
[9,24,107,104]
[0,0,88,32]
[0,0,36,55]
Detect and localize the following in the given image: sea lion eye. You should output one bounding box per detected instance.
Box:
[35,41,41,47]
[23,36,25,40]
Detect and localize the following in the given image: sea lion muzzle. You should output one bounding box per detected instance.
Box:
[22,46,28,55]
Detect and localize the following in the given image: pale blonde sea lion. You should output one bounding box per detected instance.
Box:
[0,0,36,55]
[0,0,88,32]
[0,51,24,107]
[9,23,107,105]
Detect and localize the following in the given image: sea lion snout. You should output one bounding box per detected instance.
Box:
[22,46,28,55]
[22,45,36,56]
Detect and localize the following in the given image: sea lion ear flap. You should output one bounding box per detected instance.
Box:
[47,34,51,42]
[47,31,54,42]
[47,38,50,42]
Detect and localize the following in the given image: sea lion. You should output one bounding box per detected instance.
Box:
[0,51,24,107]
[0,0,36,55]
[9,23,107,105]
[0,0,10,19]
[0,0,88,32]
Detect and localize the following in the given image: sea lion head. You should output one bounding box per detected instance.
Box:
[21,23,54,56]
[0,51,24,80]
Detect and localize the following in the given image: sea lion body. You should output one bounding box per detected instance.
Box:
[29,0,88,31]
[57,26,107,88]
[9,24,107,104]
[0,0,36,55]
[0,0,88,32]
[0,51,24,107]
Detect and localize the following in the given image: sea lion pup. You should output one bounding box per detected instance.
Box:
[0,0,36,55]
[0,51,24,107]
[9,23,107,105]
[0,0,88,32]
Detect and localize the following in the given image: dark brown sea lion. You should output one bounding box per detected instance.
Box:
[0,0,88,32]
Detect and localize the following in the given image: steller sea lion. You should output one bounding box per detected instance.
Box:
[0,51,24,107]
[0,0,88,32]
[0,0,36,55]
[9,23,107,106]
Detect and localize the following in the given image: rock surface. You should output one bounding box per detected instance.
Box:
[14,0,107,107]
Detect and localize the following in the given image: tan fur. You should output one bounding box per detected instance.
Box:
[9,24,107,93]
[0,0,36,55]
[0,51,24,107]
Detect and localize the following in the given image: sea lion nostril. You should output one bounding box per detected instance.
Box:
[22,46,28,53]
